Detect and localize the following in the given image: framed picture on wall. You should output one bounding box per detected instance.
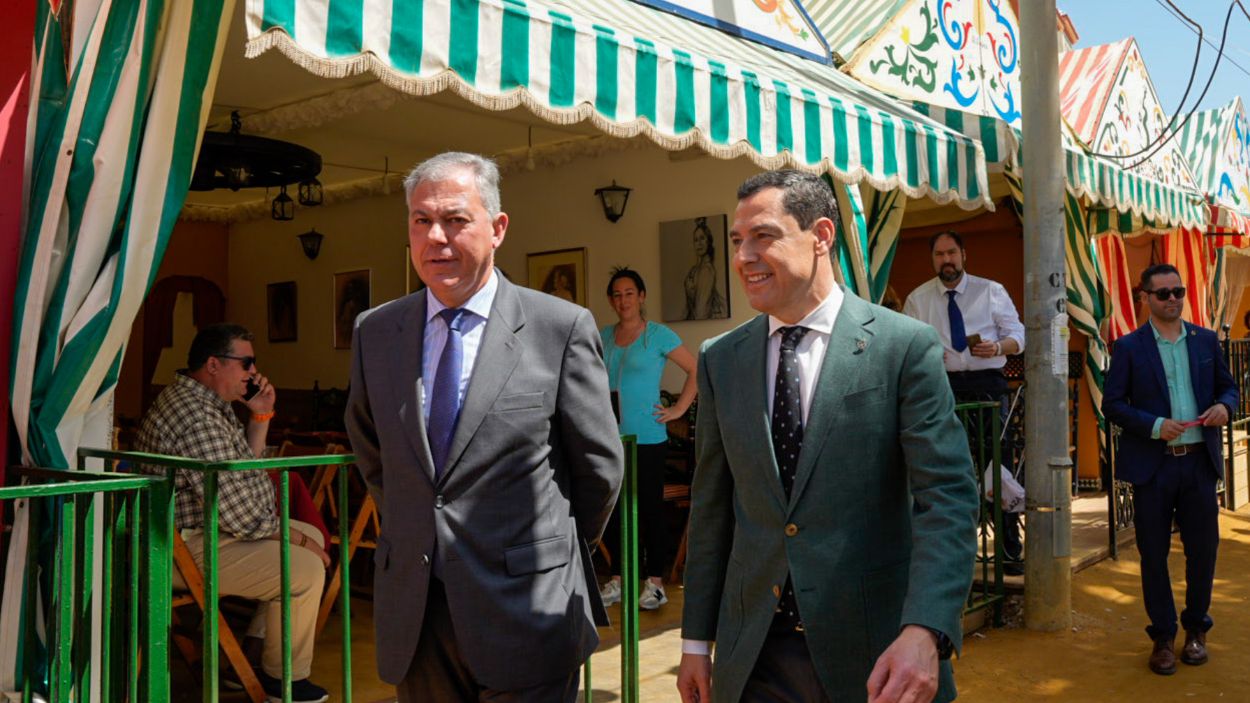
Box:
[333,269,371,350]
[266,281,297,343]
[659,214,730,321]
[405,246,425,295]
[527,247,588,307]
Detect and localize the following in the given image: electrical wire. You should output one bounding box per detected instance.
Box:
[1085,0,1210,162]
[1120,0,1250,171]
[1155,0,1250,79]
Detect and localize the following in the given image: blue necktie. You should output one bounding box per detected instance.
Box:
[428,308,468,479]
[947,290,967,352]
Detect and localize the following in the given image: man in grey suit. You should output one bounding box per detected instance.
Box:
[676,171,979,703]
[345,152,623,702]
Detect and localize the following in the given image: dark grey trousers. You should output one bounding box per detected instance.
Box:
[397,579,580,703]
[740,623,832,703]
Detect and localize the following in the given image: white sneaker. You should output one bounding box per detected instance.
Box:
[600,579,622,606]
[639,581,668,610]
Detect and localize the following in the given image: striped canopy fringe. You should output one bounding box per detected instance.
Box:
[1210,250,1250,334]
[910,103,1018,172]
[1093,232,1138,343]
[827,178,908,304]
[2,0,234,692]
[244,0,993,210]
[1160,229,1214,329]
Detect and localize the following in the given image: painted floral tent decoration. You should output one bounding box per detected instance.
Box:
[1058,38,1198,191]
[811,0,1023,127]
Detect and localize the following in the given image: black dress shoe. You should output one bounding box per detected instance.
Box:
[1003,559,1024,576]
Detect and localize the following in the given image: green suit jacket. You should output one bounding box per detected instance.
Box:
[681,290,979,703]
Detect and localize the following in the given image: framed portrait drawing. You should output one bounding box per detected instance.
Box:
[333,269,371,350]
[266,281,297,343]
[527,247,587,307]
[659,214,730,321]
[405,246,425,294]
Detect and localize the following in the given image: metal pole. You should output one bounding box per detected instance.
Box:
[1019,0,1072,632]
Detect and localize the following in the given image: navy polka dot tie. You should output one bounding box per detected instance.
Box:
[772,326,808,497]
[772,325,807,630]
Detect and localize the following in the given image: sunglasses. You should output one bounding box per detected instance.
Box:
[215,354,257,370]
[1144,287,1186,301]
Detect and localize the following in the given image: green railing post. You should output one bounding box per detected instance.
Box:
[144,470,174,703]
[201,470,221,703]
[619,435,639,703]
[280,469,293,703]
[51,496,76,702]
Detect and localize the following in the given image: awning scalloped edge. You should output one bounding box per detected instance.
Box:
[245,30,993,212]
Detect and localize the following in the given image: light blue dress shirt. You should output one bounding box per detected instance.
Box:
[1148,322,1203,446]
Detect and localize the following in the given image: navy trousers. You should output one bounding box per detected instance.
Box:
[1131,451,1220,641]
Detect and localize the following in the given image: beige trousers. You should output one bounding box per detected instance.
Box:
[174,519,326,680]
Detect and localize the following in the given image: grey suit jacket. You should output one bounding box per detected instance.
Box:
[681,290,979,703]
[345,274,624,689]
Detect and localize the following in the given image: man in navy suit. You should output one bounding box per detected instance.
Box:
[1102,263,1237,676]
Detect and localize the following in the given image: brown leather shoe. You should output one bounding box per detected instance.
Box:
[1149,637,1177,675]
[1181,630,1208,665]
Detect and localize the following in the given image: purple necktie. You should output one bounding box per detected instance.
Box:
[428,308,468,480]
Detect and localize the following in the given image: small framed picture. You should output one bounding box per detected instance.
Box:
[333,269,371,350]
[266,281,297,343]
[659,214,731,321]
[405,246,425,295]
[527,247,588,307]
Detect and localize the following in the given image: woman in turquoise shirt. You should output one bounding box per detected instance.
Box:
[599,268,697,610]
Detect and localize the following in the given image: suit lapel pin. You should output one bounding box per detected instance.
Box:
[855,338,867,353]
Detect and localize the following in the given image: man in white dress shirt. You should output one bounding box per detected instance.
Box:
[903,230,1026,570]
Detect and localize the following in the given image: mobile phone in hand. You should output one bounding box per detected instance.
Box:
[243,378,261,401]
[965,333,983,347]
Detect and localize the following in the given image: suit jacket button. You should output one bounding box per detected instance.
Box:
[772,585,781,598]
[435,495,445,509]
[421,554,430,565]
[785,523,799,537]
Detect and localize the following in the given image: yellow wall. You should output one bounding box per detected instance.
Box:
[226,145,762,391]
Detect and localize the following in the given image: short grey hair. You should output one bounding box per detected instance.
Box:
[403,152,502,217]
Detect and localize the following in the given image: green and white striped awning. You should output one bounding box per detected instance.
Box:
[913,103,1206,229]
[802,0,908,64]
[244,0,993,210]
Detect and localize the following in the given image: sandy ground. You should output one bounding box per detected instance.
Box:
[205,507,1250,702]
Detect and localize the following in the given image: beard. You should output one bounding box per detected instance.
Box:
[938,264,963,283]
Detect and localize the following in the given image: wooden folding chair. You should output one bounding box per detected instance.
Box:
[311,456,381,636]
[170,532,266,702]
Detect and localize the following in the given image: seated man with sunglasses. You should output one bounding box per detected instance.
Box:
[136,323,330,703]
[1103,263,1237,677]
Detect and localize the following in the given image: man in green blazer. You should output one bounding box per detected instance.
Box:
[677,171,979,703]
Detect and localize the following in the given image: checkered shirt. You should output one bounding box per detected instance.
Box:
[135,373,278,540]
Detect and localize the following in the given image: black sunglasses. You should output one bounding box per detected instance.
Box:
[1144,287,1186,301]
[215,354,257,369]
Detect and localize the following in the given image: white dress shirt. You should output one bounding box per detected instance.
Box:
[682,286,844,656]
[421,271,498,422]
[902,273,1025,372]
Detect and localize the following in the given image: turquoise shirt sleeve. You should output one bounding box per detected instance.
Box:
[1151,417,1163,440]
[650,322,682,356]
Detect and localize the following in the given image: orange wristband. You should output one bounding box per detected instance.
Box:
[251,411,275,423]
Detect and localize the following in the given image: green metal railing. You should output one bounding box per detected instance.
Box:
[0,465,173,702]
[5,439,641,702]
[956,401,1006,625]
[79,448,357,703]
